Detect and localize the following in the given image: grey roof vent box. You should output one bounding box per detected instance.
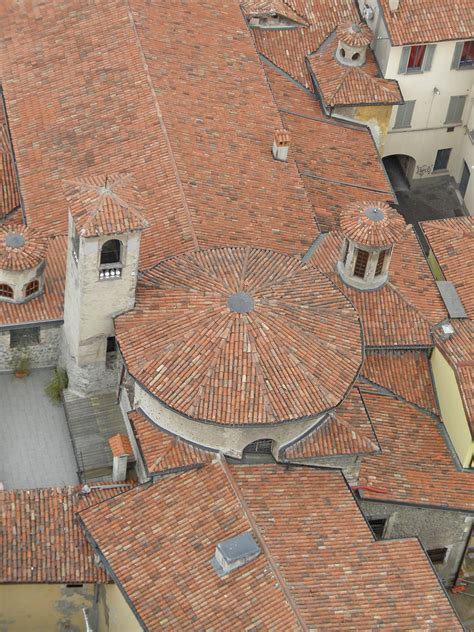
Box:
[211,532,260,577]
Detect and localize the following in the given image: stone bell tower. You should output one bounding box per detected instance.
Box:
[337,200,407,290]
[61,173,148,395]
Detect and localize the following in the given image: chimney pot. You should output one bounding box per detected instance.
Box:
[272,128,290,162]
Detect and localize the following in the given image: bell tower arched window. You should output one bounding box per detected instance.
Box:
[100,239,122,265]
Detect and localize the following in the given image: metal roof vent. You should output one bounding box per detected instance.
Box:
[211,532,260,576]
[439,322,455,340]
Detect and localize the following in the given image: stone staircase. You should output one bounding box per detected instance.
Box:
[63,390,128,482]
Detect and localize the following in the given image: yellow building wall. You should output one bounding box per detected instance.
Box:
[97,584,142,632]
[353,105,393,154]
[0,583,95,632]
[431,348,473,468]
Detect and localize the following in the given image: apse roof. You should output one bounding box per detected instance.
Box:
[116,246,363,425]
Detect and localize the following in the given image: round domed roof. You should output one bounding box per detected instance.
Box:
[336,22,372,47]
[0,224,48,271]
[339,201,406,248]
[116,247,363,426]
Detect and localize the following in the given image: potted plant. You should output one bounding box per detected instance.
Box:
[13,352,31,378]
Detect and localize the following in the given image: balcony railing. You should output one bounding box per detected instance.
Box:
[99,263,122,280]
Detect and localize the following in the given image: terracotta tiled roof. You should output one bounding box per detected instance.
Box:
[339,201,407,247]
[0,103,20,219]
[358,387,474,511]
[263,65,395,230]
[79,462,462,630]
[308,33,402,107]
[63,174,148,238]
[433,320,473,431]
[0,235,66,327]
[282,386,380,458]
[2,0,317,268]
[116,247,362,425]
[129,410,214,474]
[0,224,48,271]
[241,0,308,24]
[336,21,372,47]
[309,230,447,346]
[108,433,134,458]
[421,217,474,318]
[244,0,360,88]
[378,0,474,46]
[363,350,438,414]
[1,484,130,584]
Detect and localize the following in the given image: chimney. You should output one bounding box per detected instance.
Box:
[388,0,399,11]
[108,433,134,482]
[272,128,290,162]
[211,532,260,576]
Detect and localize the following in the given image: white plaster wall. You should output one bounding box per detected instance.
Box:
[135,383,324,459]
[460,103,474,213]
[359,0,474,182]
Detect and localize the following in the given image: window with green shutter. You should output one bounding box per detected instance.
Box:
[445,96,466,125]
[452,40,474,69]
[393,101,415,129]
[398,45,436,74]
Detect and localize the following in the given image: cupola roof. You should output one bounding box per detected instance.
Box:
[335,22,372,47]
[339,201,406,248]
[115,246,363,426]
[336,22,372,48]
[63,173,149,237]
[0,224,48,271]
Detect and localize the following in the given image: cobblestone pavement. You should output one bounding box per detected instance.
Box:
[0,368,79,489]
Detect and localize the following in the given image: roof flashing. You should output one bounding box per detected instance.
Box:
[212,532,260,576]
[436,281,467,319]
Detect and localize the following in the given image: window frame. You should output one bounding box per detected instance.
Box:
[10,327,41,348]
[368,518,387,539]
[393,100,415,130]
[0,283,14,299]
[444,95,467,125]
[100,239,123,266]
[452,40,474,70]
[407,45,426,72]
[433,148,452,172]
[427,548,448,564]
[353,248,369,279]
[375,249,387,276]
[399,44,435,74]
[25,279,40,298]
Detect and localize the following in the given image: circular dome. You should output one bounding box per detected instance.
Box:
[0,224,48,271]
[116,247,363,426]
[336,21,372,47]
[339,201,406,248]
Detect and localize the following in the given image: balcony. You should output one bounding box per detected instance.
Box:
[99,263,122,281]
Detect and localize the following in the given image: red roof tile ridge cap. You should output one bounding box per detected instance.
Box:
[220,458,309,631]
[123,0,198,249]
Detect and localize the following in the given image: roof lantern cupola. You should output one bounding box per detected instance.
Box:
[337,201,407,290]
[0,224,48,303]
[335,22,372,67]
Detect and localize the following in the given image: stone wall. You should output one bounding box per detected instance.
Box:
[0,323,61,371]
[359,499,473,586]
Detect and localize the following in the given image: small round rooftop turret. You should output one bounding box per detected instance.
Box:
[335,21,372,67]
[339,201,406,248]
[0,225,48,271]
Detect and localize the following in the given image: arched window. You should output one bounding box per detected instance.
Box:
[243,439,274,455]
[375,249,387,276]
[25,279,40,297]
[0,284,13,298]
[353,249,369,278]
[100,239,122,266]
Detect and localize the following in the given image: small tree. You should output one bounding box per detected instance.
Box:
[45,368,69,403]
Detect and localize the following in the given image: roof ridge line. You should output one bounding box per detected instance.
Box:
[220,457,309,631]
[358,375,438,418]
[124,0,198,250]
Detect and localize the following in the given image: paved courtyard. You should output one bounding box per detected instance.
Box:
[0,368,79,489]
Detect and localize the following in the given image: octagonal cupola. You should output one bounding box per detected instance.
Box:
[337,201,407,290]
[0,224,48,303]
[335,22,372,67]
